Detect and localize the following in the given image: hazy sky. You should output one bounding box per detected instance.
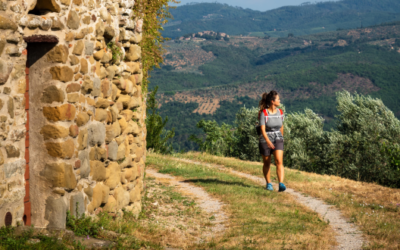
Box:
[172,0,339,12]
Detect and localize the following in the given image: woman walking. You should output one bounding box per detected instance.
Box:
[258,90,286,192]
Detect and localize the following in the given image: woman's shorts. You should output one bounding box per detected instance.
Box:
[259,139,284,156]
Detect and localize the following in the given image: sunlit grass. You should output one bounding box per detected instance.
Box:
[147,153,335,249]
[172,151,400,250]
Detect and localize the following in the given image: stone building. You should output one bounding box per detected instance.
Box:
[0,0,146,228]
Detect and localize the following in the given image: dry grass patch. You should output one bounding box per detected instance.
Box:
[174,152,400,249]
[131,176,212,249]
[148,153,336,249]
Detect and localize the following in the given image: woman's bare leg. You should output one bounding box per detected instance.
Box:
[273,150,284,183]
[262,155,272,183]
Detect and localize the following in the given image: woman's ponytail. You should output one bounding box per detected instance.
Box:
[259,90,279,111]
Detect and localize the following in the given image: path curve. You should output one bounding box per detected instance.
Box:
[145,168,227,242]
[173,158,366,250]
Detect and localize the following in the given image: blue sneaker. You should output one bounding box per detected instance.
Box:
[266,183,274,191]
[279,183,286,192]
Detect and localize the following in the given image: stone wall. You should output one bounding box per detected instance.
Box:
[0,0,146,228]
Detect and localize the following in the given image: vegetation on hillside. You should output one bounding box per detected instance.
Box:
[191,92,400,188]
[146,86,175,154]
[163,1,400,38]
[154,21,400,151]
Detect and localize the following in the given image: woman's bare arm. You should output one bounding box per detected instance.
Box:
[261,125,275,149]
[280,126,284,137]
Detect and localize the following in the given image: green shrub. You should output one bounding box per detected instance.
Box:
[285,91,400,187]
[189,120,234,156]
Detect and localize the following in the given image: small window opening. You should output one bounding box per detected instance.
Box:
[5,212,12,227]
[28,0,61,15]
[23,215,27,225]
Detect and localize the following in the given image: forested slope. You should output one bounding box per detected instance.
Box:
[163,0,400,38]
[151,2,400,151]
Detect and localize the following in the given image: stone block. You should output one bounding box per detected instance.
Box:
[85,41,94,55]
[84,185,93,201]
[81,76,93,94]
[129,184,141,203]
[114,186,129,210]
[76,112,89,127]
[88,183,109,213]
[125,45,141,61]
[0,59,13,84]
[118,140,127,159]
[95,21,104,37]
[78,150,90,178]
[45,139,75,159]
[0,150,4,165]
[70,192,85,218]
[67,10,80,30]
[7,97,13,118]
[105,122,121,143]
[94,108,107,122]
[5,144,19,158]
[45,196,67,229]
[69,55,79,65]
[90,160,107,181]
[72,40,84,55]
[102,195,116,212]
[67,93,79,103]
[66,83,81,93]
[41,85,65,103]
[69,125,79,138]
[41,162,77,190]
[0,16,18,31]
[50,66,74,82]
[40,124,69,140]
[78,128,88,150]
[104,26,115,40]
[80,58,88,74]
[107,140,118,161]
[51,16,64,30]
[101,79,111,98]
[43,104,76,122]
[105,162,120,190]
[3,159,25,178]
[89,146,107,161]
[95,98,110,108]
[47,45,69,63]
[91,77,101,97]
[88,122,106,147]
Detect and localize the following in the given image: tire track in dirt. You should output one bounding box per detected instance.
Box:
[172,157,366,250]
[145,168,227,243]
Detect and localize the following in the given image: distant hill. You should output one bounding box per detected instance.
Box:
[163,0,400,38]
[151,21,400,151]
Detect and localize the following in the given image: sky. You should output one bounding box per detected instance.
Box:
[172,0,339,12]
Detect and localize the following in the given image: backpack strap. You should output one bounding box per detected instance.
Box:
[279,109,284,121]
[263,109,268,123]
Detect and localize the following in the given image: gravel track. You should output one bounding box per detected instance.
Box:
[173,157,366,250]
[145,168,227,242]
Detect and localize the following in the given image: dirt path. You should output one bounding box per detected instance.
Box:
[145,168,227,243]
[172,158,366,250]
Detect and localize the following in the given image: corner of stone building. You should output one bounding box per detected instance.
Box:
[0,0,146,228]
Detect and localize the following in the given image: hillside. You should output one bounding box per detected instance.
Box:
[163,0,400,38]
[151,21,400,150]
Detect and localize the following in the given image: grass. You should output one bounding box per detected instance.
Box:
[132,176,211,248]
[147,152,336,249]
[0,226,86,250]
[171,151,400,250]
